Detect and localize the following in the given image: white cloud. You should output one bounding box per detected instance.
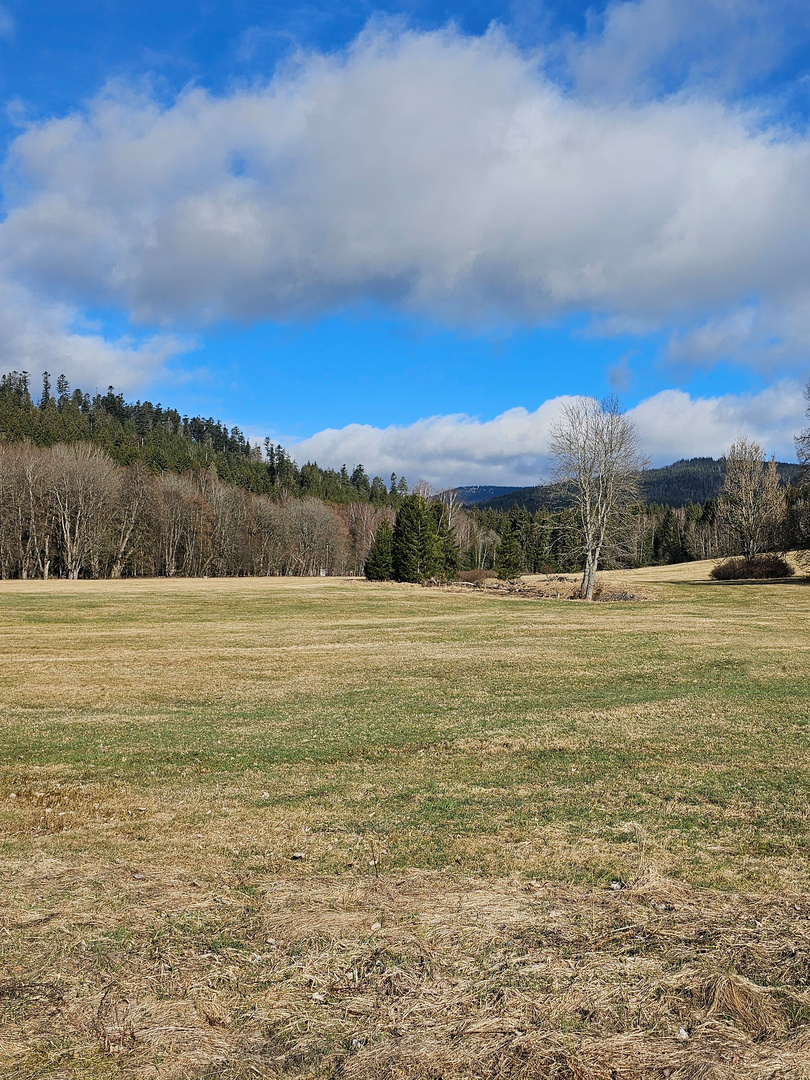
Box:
[0,279,187,392]
[2,11,810,389]
[628,383,806,462]
[1,19,810,381]
[289,384,807,488]
[564,0,807,101]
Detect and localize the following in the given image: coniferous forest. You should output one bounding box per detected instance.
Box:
[0,368,806,580]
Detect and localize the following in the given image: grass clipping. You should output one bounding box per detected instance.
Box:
[4,864,810,1079]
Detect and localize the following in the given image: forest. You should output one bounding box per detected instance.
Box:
[475,457,802,513]
[0,369,805,580]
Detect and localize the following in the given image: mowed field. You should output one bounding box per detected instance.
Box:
[2,570,810,1078]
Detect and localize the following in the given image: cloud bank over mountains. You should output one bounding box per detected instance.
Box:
[291,381,807,488]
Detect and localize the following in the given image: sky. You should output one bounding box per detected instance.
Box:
[1,0,810,486]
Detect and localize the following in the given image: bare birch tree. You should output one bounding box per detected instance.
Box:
[549,396,647,600]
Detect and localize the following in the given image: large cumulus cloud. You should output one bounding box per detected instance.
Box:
[3,14,810,382]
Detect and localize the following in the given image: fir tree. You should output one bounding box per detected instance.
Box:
[437,520,460,580]
[495,526,524,580]
[365,519,394,579]
[370,475,389,504]
[350,464,371,501]
[392,494,440,582]
[431,502,459,580]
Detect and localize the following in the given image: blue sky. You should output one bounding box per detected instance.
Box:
[1,0,810,485]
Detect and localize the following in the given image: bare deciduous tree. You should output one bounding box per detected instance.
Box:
[50,444,117,579]
[110,463,153,578]
[717,438,785,559]
[347,503,393,575]
[549,396,647,600]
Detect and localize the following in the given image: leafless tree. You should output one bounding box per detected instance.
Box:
[0,445,55,578]
[717,438,785,559]
[549,396,647,600]
[468,520,500,570]
[49,443,117,579]
[286,499,348,575]
[110,463,153,577]
[155,472,193,576]
[0,442,393,580]
[347,503,393,575]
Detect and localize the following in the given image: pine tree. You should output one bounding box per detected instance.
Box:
[365,519,394,580]
[495,526,524,580]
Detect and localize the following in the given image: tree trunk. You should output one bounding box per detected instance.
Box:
[581,547,600,600]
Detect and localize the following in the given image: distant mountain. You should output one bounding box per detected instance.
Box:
[446,485,523,505]
[472,457,803,513]
[641,457,800,506]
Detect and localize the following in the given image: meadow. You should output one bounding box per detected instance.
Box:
[2,570,810,1078]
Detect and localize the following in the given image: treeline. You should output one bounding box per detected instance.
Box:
[0,438,800,582]
[466,497,790,576]
[0,370,407,506]
[0,441,405,579]
[362,495,734,583]
[3,369,807,582]
[0,441,524,581]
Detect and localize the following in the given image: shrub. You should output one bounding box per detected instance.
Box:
[710,554,795,580]
[459,569,497,585]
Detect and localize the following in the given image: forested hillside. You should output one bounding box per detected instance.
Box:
[0,369,414,580]
[474,457,801,512]
[0,370,405,505]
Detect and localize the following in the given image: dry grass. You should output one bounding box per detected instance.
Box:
[2,570,810,1077]
[5,864,810,1078]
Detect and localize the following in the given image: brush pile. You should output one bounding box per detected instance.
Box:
[427,578,650,601]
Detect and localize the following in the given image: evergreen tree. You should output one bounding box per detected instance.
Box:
[437,519,460,580]
[430,502,459,580]
[654,506,687,564]
[392,494,440,581]
[350,464,371,501]
[364,519,394,580]
[495,526,524,580]
[370,476,388,504]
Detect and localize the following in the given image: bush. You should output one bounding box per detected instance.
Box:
[710,554,795,580]
[459,569,497,585]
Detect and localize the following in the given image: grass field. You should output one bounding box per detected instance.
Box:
[2,569,810,1077]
